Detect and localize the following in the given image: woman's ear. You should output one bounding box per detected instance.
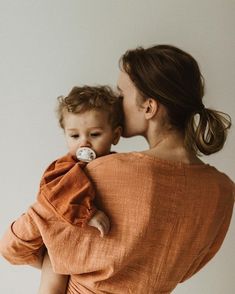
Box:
[143,98,158,119]
[112,126,122,145]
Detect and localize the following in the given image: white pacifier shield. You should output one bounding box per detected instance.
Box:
[76,147,96,162]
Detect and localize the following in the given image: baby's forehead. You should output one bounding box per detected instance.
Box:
[80,108,110,119]
[65,107,110,117]
[65,108,111,127]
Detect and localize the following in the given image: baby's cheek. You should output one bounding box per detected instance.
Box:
[69,151,76,157]
[68,144,78,156]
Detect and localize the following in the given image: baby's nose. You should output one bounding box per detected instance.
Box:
[79,137,91,148]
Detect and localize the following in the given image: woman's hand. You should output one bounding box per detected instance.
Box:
[88,210,110,237]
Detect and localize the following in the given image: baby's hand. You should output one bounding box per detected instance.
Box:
[88,210,110,237]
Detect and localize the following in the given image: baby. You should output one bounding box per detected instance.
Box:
[38,85,123,294]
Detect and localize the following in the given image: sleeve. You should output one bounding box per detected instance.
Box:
[0,154,97,266]
[38,153,97,226]
[0,205,45,267]
[180,197,234,283]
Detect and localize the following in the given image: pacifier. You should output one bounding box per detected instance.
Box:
[76,147,96,162]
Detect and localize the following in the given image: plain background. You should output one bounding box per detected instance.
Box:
[0,1,234,293]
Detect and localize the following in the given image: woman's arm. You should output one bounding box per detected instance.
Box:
[0,154,104,267]
[180,202,234,282]
[0,205,45,267]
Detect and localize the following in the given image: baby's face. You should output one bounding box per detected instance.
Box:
[63,109,121,158]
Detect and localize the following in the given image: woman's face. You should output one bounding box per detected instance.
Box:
[117,71,147,137]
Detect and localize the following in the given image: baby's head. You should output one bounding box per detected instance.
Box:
[57,85,123,158]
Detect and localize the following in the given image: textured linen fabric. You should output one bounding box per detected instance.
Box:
[0,153,97,266]
[0,152,234,294]
[38,153,97,227]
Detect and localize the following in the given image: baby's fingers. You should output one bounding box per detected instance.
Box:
[98,225,105,238]
[88,210,111,237]
[102,218,110,236]
[98,219,110,237]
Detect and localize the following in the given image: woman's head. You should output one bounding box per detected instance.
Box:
[118,44,231,155]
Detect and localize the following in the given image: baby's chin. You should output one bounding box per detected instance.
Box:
[69,151,77,157]
[96,151,112,158]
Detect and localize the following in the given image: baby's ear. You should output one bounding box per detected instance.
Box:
[112,126,122,145]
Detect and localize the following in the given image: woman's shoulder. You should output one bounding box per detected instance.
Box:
[87,151,234,181]
[86,152,140,169]
[86,151,206,172]
[87,151,208,169]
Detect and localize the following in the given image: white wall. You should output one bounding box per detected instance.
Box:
[0,1,234,293]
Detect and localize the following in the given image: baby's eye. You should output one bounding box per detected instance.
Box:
[90,133,101,137]
[70,134,79,139]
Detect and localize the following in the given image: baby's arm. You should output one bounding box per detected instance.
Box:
[39,154,111,236]
[38,251,68,294]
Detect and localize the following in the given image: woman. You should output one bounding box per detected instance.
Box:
[0,45,234,293]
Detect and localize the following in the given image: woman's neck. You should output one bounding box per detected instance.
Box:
[144,129,203,164]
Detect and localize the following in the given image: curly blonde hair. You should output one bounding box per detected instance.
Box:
[57,85,123,129]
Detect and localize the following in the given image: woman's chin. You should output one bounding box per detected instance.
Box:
[121,130,132,138]
[121,129,138,138]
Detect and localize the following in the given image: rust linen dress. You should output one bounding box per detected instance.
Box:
[0,152,234,294]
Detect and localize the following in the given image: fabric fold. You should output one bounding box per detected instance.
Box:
[38,153,97,227]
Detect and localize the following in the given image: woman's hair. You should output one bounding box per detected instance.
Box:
[120,44,231,155]
[57,85,123,129]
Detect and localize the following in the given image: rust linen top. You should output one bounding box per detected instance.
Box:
[0,152,234,294]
